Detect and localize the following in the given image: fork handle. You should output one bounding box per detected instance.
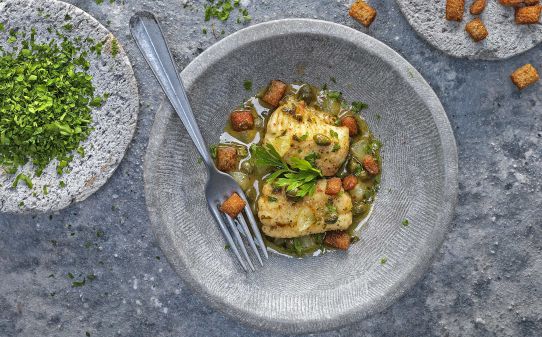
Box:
[130,12,214,168]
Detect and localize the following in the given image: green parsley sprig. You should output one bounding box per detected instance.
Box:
[250,144,322,197]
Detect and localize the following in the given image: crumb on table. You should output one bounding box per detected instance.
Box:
[510,63,540,90]
[515,4,542,24]
[349,1,377,27]
[446,0,465,21]
[465,18,489,42]
[470,0,487,15]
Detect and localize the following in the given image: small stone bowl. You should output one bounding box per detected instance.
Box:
[144,19,458,334]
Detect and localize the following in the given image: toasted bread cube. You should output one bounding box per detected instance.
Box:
[525,0,540,5]
[340,116,359,137]
[230,110,254,131]
[465,18,489,42]
[349,1,377,27]
[342,175,358,191]
[511,63,540,90]
[362,155,380,175]
[325,177,342,195]
[220,193,246,218]
[470,0,487,14]
[446,0,465,21]
[261,80,287,107]
[515,5,542,24]
[216,146,238,172]
[499,0,524,6]
[324,231,351,250]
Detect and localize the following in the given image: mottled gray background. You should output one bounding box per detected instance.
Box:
[0,1,540,336]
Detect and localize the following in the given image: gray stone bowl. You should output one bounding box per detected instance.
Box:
[144,19,458,333]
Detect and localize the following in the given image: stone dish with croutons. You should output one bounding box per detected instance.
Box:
[144,18,458,333]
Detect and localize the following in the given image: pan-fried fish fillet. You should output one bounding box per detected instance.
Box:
[263,98,350,176]
[258,180,353,238]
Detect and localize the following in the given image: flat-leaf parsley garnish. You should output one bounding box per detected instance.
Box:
[250,144,322,197]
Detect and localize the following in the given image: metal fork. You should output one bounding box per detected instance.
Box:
[130,12,268,271]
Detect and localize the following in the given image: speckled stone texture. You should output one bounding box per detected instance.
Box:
[0,0,138,213]
[0,1,540,337]
[397,0,542,59]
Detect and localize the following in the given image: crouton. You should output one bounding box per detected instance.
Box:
[470,0,487,15]
[216,146,238,172]
[349,1,377,27]
[324,230,351,250]
[525,0,540,5]
[515,5,542,24]
[325,177,342,195]
[230,110,254,131]
[340,116,359,137]
[465,18,489,42]
[446,0,465,21]
[342,175,358,191]
[261,80,287,107]
[220,193,246,218]
[510,63,540,90]
[499,0,524,6]
[362,155,379,175]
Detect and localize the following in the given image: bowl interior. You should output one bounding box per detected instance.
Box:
[145,19,457,333]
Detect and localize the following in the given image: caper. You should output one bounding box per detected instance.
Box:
[254,116,263,128]
[272,185,282,194]
[297,84,315,104]
[240,160,254,174]
[352,202,368,216]
[357,170,370,180]
[324,212,339,224]
[313,134,331,146]
[347,158,362,173]
[236,146,248,158]
[286,188,302,202]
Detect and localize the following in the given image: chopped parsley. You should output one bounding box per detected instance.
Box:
[351,101,369,113]
[72,278,86,287]
[111,39,119,57]
[332,143,341,152]
[0,27,106,182]
[327,90,342,100]
[267,196,278,202]
[210,144,218,158]
[243,80,252,91]
[329,129,338,139]
[402,218,409,226]
[204,0,251,24]
[12,173,33,189]
[380,257,388,265]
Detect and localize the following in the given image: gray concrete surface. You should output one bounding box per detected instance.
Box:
[0,1,540,336]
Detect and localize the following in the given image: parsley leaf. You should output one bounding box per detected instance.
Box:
[250,144,322,197]
[351,101,369,113]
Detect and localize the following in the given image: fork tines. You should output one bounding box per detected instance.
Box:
[210,202,268,272]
